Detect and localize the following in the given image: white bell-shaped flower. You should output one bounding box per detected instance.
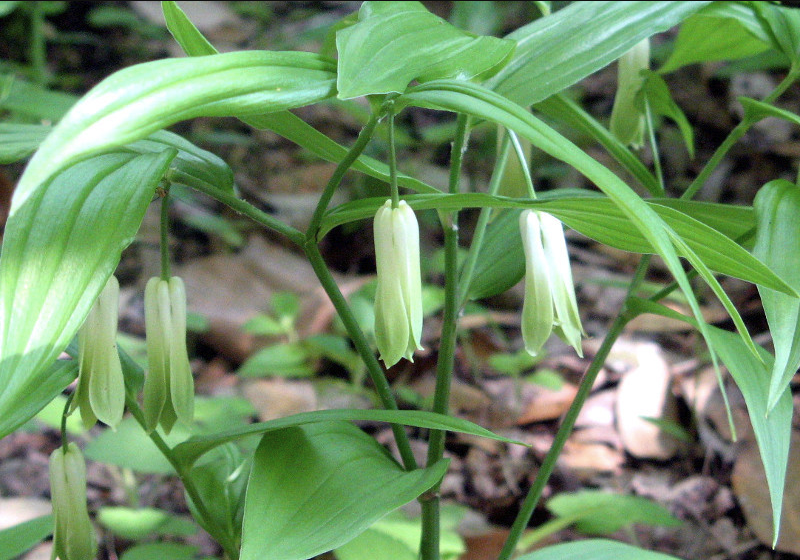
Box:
[373,199,424,368]
[143,276,194,433]
[71,275,125,429]
[520,210,585,357]
[50,443,97,560]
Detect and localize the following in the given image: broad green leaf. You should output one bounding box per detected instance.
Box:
[660,2,771,73]
[546,490,680,535]
[173,408,525,466]
[753,2,800,66]
[0,77,76,121]
[0,122,234,194]
[120,543,199,560]
[398,79,767,364]
[516,539,684,560]
[0,122,49,163]
[489,1,710,106]
[240,421,449,560]
[161,1,216,56]
[237,342,314,378]
[626,298,791,547]
[0,514,53,560]
[0,151,175,440]
[335,1,514,99]
[12,50,337,213]
[321,193,791,298]
[468,209,524,299]
[753,180,800,411]
[640,71,695,157]
[161,0,439,196]
[534,94,659,195]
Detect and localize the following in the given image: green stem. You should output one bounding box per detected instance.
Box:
[303,241,418,471]
[176,171,305,247]
[420,114,471,560]
[497,256,651,559]
[457,133,512,308]
[60,392,75,451]
[644,99,664,195]
[160,188,171,280]
[388,111,400,208]
[682,69,799,201]
[306,112,381,241]
[125,393,240,560]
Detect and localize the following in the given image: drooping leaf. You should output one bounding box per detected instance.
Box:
[0,515,53,560]
[753,2,800,66]
[516,539,685,560]
[11,51,336,213]
[488,1,710,106]
[753,180,800,411]
[335,1,514,99]
[660,2,771,73]
[0,122,50,163]
[161,0,216,56]
[0,151,175,439]
[173,408,524,466]
[639,71,695,157]
[240,421,449,560]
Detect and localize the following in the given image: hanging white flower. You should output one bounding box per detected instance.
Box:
[50,443,97,560]
[143,276,194,433]
[373,199,424,368]
[71,275,124,429]
[519,210,585,357]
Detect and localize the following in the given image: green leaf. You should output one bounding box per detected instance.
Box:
[12,50,336,213]
[0,514,53,560]
[84,416,185,474]
[238,342,314,378]
[706,327,791,547]
[0,122,49,163]
[468,209,524,300]
[753,2,800,66]
[120,543,200,560]
[240,421,449,560]
[489,1,710,106]
[741,95,800,128]
[321,193,790,298]
[0,2,20,17]
[627,299,791,547]
[640,71,695,157]
[546,490,681,535]
[660,2,771,73]
[0,151,175,440]
[335,1,514,99]
[0,77,76,121]
[173,408,525,466]
[516,539,685,560]
[161,1,216,56]
[159,5,440,197]
[753,180,800,411]
[534,94,659,195]
[97,507,196,540]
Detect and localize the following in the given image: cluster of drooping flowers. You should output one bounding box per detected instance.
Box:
[371,201,583,369]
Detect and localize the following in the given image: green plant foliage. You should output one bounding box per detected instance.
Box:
[0,514,53,560]
[0,151,174,439]
[97,507,197,540]
[120,542,201,560]
[240,422,449,560]
[490,1,710,106]
[85,417,187,474]
[335,1,514,99]
[517,539,685,560]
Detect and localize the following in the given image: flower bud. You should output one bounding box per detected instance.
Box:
[610,38,650,149]
[50,443,97,560]
[373,200,423,368]
[519,210,584,357]
[70,275,125,429]
[143,276,194,433]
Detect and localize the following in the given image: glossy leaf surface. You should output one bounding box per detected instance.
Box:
[241,422,448,560]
